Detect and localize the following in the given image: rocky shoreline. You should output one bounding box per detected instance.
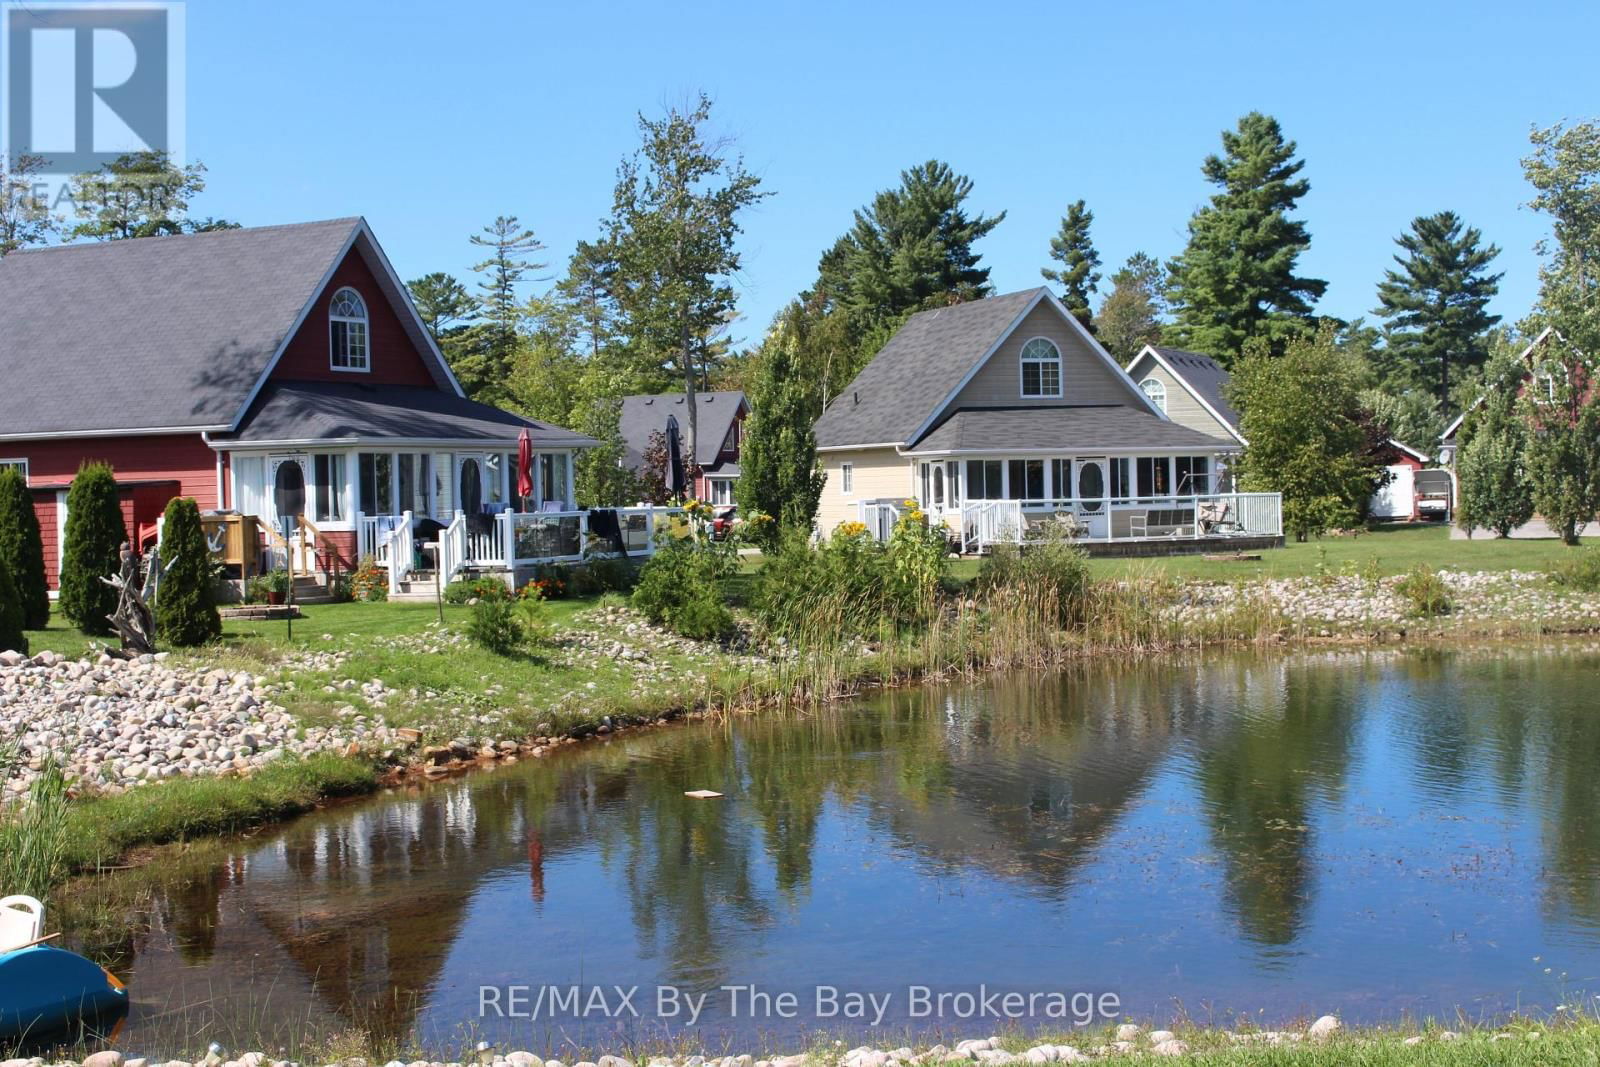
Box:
[3,1019,1566,1067]
[4,570,1599,801]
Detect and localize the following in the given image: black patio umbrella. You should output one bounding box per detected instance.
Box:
[665,414,687,499]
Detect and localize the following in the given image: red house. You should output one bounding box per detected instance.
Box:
[0,218,595,591]
[618,391,749,505]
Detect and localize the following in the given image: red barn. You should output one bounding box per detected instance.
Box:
[0,218,595,591]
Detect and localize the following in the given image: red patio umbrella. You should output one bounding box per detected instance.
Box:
[516,426,534,508]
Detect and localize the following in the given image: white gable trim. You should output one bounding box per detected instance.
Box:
[226,219,467,432]
[1386,438,1430,463]
[1439,326,1557,442]
[228,221,362,430]
[1128,344,1248,446]
[1038,290,1167,417]
[902,290,1050,447]
[905,289,1169,449]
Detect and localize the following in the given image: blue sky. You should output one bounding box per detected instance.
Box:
[180,0,1598,349]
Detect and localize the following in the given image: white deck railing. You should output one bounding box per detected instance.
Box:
[951,492,1283,552]
[369,506,689,587]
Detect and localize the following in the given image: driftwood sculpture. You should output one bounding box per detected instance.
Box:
[99,544,159,655]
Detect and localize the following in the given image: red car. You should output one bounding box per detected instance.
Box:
[710,505,738,541]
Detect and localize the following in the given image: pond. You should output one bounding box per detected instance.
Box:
[71,646,1600,1055]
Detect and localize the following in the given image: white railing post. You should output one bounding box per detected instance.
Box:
[498,509,514,566]
[578,511,589,559]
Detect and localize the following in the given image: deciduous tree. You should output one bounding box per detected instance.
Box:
[1455,352,1534,538]
[1166,113,1326,363]
[1094,252,1165,363]
[1,154,57,257]
[609,94,768,475]
[737,307,827,547]
[67,152,232,240]
[1230,326,1379,540]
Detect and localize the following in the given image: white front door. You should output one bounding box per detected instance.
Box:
[1072,458,1109,538]
[267,455,313,570]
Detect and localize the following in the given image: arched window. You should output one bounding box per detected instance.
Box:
[1020,337,1062,397]
[1140,377,1167,413]
[330,287,369,371]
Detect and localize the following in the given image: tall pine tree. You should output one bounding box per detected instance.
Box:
[1372,211,1502,406]
[736,307,827,548]
[1166,112,1326,363]
[1040,199,1100,329]
[0,466,49,628]
[460,216,545,404]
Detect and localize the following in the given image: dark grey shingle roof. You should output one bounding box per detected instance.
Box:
[0,219,361,436]
[618,391,747,470]
[1150,346,1240,432]
[814,289,1045,449]
[909,405,1238,453]
[218,382,597,447]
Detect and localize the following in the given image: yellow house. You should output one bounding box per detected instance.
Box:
[812,288,1282,552]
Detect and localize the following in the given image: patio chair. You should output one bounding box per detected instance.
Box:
[1198,500,1246,536]
[1048,511,1090,540]
[0,894,45,952]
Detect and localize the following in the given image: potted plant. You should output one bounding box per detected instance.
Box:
[259,569,290,605]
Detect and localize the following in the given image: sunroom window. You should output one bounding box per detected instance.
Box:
[1020,338,1062,398]
[330,287,369,371]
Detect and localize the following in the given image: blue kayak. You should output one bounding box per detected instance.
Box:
[0,945,128,1042]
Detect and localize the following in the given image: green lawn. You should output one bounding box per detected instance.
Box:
[943,522,1592,582]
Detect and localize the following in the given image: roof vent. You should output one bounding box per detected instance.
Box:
[853,391,859,405]
[644,398,654,405]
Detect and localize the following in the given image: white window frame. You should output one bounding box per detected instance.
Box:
[1019,337,1063,398]
[840,462,854,495]
[329,287,371,373]
[708,478,735,506]
[1139,377,1167,413]
[0,458,27,485]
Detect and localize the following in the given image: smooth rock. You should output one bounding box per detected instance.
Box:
[1150,1041,1188,1058]
[1113,1025,1141,1042]
[1147,1031,1175,1045]
[1308,1015,1340,1040]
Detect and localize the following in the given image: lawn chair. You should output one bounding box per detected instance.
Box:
[1198,500,1245,536]
[1048,511,1090,541]
[0,895,44,952]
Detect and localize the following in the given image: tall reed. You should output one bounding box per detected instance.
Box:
[0,749,73,899]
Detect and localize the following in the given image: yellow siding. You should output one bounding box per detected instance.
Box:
[816,447,912,535]
[951,303,1139,409]
[1129,357,1236,441]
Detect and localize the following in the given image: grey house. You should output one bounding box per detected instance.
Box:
[812,288,1282,552]
[619,391,748,504]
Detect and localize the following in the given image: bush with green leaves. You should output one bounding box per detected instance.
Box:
[0,466,48,629]
[155,496,222,646]
[1394,564,1452,617]
[885,506,951,625]
[59,462,125,635]
[445,576,512,604]
[975,527,1090,627]
[754,524,891,638]
[0,552,29,655]
[631,534,737,641]
[466,594,550,655]
[1549,549,1600,593]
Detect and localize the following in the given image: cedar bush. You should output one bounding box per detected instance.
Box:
[0,552,29,655]
[59,462,125,635]
[0,467,48,629]
[156,496,221,647]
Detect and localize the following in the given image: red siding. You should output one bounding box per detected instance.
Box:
[14,434,214,589]
[317,530,358,575]
[271,248,438,387]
